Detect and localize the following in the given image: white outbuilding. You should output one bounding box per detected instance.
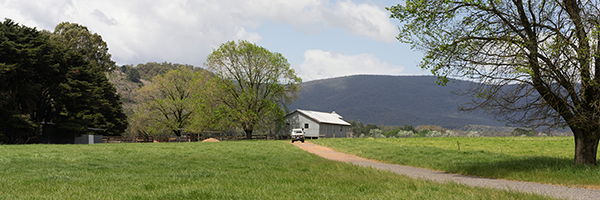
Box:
[284,109,351,139]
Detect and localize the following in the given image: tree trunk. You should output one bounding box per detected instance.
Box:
[573,131,599,165]
[173,130,182,137]
[245,129,253,140]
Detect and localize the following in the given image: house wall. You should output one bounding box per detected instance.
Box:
[319,123,350,138]
[285,112,351,138]
[285,112,320,138]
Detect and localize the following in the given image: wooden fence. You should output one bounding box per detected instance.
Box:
[103,134,291,143]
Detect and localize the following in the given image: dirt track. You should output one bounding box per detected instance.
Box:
[292,141,600,200]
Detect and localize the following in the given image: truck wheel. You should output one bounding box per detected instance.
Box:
[301,139,304,143]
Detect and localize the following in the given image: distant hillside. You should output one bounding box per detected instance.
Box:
[108,62,208,119]
[107,71,146,117]
[289,75,505,129]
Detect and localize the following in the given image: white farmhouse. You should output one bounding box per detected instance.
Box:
[284,109,351,139]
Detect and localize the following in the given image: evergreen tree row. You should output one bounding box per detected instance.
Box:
[0,19,127,144]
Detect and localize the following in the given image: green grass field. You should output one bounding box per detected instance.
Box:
[0,140,551,199]
[312,137,600,188]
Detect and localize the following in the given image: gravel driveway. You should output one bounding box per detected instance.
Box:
[292,142,600,200]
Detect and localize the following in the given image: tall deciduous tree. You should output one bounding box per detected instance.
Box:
[204,40,301,140]
[51,22,115,72]
[131,68,215,137]
[388,0,600,165]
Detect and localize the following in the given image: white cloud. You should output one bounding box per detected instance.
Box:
[321,0,398,43]
[234,27,262,44]
[0,0,75,30]
[1,0,399,67]
[297,49,405,80]
[241,0,398,42]
[90,9,117,26]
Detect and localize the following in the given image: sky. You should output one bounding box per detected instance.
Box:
[1,0,427,81]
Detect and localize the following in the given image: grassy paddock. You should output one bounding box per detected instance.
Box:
[0,141,550,199]
[312,137,600,188]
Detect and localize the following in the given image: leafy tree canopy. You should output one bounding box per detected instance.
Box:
[135,62,200,81]
[512,128,534,137]
[388,0,600,165]
[348,120,381,137]
[51,22,115,72]
[127,68,141,83]
[204,40,301,139]
[131,68,217,137]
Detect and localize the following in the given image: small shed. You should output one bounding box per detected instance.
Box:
[284,109,351,139]
[38,123,104,144]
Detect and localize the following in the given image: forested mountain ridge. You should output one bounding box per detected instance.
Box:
[289,75,505,129]
[110,70,506,130]
[109,66,568,135]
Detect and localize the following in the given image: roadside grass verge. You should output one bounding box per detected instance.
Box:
[0,140,551,199]
[311,137,600,188]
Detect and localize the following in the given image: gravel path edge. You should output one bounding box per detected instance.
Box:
[292,142,600,200]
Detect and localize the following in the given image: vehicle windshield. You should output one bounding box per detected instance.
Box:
[294,130,303,134]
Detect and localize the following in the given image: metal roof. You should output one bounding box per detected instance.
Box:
[288,109,351,126]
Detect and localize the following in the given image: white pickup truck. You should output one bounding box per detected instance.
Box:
[291,128,305,143]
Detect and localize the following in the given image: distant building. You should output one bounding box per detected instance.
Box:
[37,123,104,144]
[284,109,351,139]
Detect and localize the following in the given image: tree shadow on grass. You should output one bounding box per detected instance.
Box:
[321,139,600,185]
[446,155,600,184]
[382,144,597,179]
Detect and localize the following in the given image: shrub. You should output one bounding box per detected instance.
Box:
[128,68,141,83]
[511,128,533,137]
[418,129,430,137]
[426,131,442,137]
[383,129,400,138]
[442,130,455,137]
[373,135,386,138]
[369,129,385,138]
[416,125,448,134]
[397,130,414,138]
[401,123,416,132]
[467,131,481,137]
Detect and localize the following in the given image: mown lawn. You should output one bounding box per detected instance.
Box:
[0,140,551,199]
[312,137,600,188]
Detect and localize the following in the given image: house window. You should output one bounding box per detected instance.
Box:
[304,123,309,129]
